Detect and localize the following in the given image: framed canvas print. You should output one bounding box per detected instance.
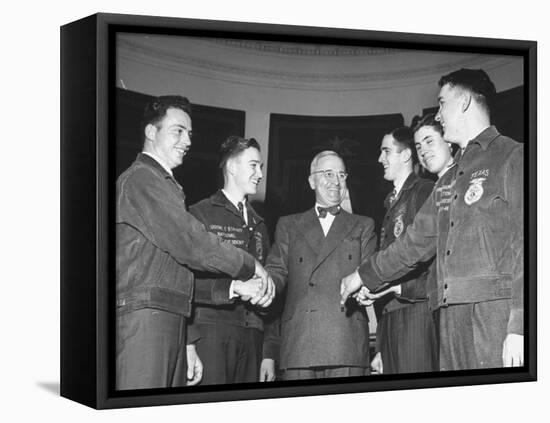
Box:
[60,12,536,409]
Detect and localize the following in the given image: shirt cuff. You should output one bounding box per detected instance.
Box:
[236,252,256,281]
[358,260,385,292]
[229,280,238,299]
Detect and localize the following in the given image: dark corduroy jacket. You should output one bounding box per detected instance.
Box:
[116,154,255,317]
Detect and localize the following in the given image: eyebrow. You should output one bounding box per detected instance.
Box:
[170,124,190,130]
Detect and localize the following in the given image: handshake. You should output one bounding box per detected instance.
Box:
[339,269,400,306]
[232,259,275,308]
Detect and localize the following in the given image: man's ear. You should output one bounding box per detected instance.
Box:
[461,92,472,113]
[402,148,412,163]
[226,157,236,176]
[308,174,316,190]
[145,123,157,142]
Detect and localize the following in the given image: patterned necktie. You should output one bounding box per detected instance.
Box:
[388,189,397,205]
[317,205,341,219]
[237,201,245,220]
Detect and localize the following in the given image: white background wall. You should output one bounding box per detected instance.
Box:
[1,1,546,422]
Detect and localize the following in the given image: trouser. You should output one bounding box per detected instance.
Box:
[439,299,511,371]
[116,308,187,390]
[377,301,438,374]
[194,323,263,385]
[282,366,369,380]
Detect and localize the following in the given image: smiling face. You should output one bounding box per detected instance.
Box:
[145,107,192,170]
[378,134,409,182]
[227,147,263,197]
[414,125,453,177]
[435,84,466,145]
[308,153,347,207]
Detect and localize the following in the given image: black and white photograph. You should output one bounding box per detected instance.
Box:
[6,0,548,421]
[100,18,533,401]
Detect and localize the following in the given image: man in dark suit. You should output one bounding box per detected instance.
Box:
[266,150,377,380]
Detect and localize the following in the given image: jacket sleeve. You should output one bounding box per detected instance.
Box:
[505,145,524,336]
[358,190,438,292]
[187,204,236,306]
[193,278,235,305]
[262,312,281,362]
[186,324,201,345]
[117,168,255,281]
[360,217,378,262]
[265,217,290,296]
[399,179,435,300]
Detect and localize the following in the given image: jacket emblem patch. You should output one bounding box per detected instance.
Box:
[393,214,404,238]
[464,177,486,205]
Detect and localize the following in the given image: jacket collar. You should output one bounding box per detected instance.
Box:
[296,207,358,274]
[135,153,185,196]
[209,190,264,224]
[400,172,421,193]
[468,125,500,151]
[385,172,420,209]
[137,153,173,179]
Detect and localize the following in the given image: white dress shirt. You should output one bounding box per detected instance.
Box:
[315,202,337,236]
[221,189,248,224]
[142,151,174,176]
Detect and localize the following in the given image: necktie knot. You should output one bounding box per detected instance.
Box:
[317,205,341,218]
[237,201,244,217]
[388,189,397,205]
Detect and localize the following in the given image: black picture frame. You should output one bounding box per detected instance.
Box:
[60,12,537,409]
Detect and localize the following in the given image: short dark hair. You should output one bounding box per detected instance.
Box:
[219,135,261,171]
[412,113,444,137]
[387,126,418,165]
[142,95,192,135]
[439,68,496,114]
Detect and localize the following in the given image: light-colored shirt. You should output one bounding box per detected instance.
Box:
[142,151,173,176]
[221,189,248,299]
[221,189,248,225]
[315,202,337,236]
[393,175,407,198]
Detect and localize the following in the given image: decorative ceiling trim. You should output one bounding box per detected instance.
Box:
[199,38,400,56]
[118,39,519,92]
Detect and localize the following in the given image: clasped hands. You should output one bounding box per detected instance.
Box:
[340,269,399,306]
[232,260,275,307]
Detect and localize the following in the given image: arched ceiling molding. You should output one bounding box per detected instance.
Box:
[197,38,400,57]
[118,37,520,92]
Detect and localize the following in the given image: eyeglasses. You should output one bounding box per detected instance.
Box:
[311,169,348,181]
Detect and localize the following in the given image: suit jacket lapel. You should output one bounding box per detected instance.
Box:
[312,211,357,273]
[296,208,324,257]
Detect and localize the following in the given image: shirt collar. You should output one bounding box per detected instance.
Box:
[438,158,456,178]
[221,189,246,211]
[210,190,263,224]
[467,125,500,151]
[142,151,173,176]
[393,173,409,197]
[397,172,419,195]
[315,202,340,217]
